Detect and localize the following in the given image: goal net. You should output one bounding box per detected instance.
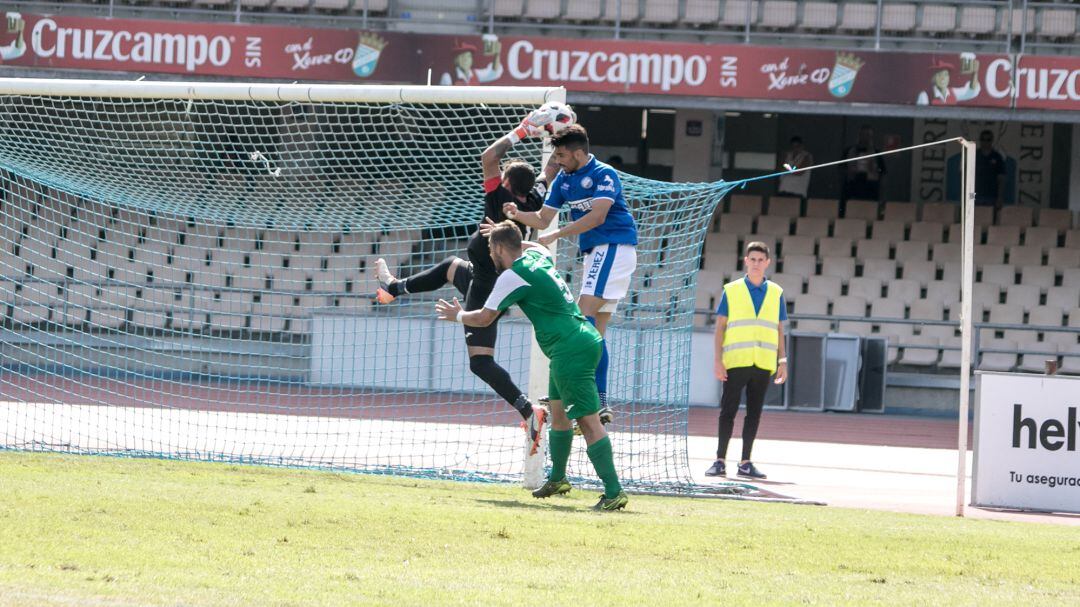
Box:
[0,79,741,494]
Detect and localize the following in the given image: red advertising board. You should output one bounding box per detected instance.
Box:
[0,11,1075,111]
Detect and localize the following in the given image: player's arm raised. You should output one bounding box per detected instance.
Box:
[538,197,612,246]
[481,113,544,181]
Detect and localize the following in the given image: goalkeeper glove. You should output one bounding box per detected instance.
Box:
[507,114,545,144]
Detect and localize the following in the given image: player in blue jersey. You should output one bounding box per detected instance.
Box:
[503,124,637,425]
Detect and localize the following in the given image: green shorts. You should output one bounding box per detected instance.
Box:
[547,338,602,420]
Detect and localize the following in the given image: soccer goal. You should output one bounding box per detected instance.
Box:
[0,78,742,495]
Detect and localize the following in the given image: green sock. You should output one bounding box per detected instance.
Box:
[548,429,574,483]
[586,436,622,499]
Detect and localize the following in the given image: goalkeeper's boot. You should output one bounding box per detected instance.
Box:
[592,491,629,512]
[374,258,397,304]
[532,478,572,499]
[522,399,548,456]
[597,393,614,426]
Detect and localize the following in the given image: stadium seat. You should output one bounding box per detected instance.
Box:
[887,279,921,305]
[987,225,1021,247]
[921,202,957,224]
[980,264,1016,288]
[240,0,273,9]
[833,295,868,318]
[820,257,856,282]
[805,199,839,219]
[855,239,890,261]
[970,284,1002,314]
[1029,305,1064,330]
[901,260,936,287]
[603,0,640,21]
[979,339,1018,372]
[818,237,853,259]
[719,214,754,235]
[807,275,842,297]
[1022,226,1059,251]
[491,0,525,17]
[703,252,737,272]
[132,308,170,330]
[770,273,803,300]
[999,206,1034,228]
[682,0,721,24]
[1020,266,1055,291]
[1046,287,1080,311]
[1008,245,1044,267]
[1039,8,1078,38]
[931,242,960,266]
[1005,284,1040,312]
[90,307,127,329]
[565,0,601,19]
[761,1,798,28]
[273,0,312,9]
[863,258,898,281]
[833,218,868,241]
[872,300,910,353]
[957,5,998,35]
[880,2,917,33]
[848,277,883,301]
[793,294,831,332]
[900,335,940,366]
[974,244,1006,266]
[895,241,929,264]
[1018,343,1060,374]
[526,0,563,20]
[705,233,741,256]
[767,196,801,218]
[796,217,830,239]
[871,220,905,245]
[757,215,793,237]
[194,0,235,6]
[1009,8,1036,35]
[730,194,764,216]
[883,202,918,225]
[845,199,879,221]
[908,222,945,244]
[909,299,944,323]
[838,1,876,31]
[1038,208,1073,230]
[721,0,759,27]
[780,235,815,257]
[781,254,816,277]
[982,304,1026,343]
[975,206,995,227]
[921,281,958,307]
[1067,230,1080,249]
[1063,268,1080,289]
[801,1,838,28]
[312,0,349,10]
[919,4,958,34]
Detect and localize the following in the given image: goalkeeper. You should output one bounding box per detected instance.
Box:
[374,112,554,453]
[435,221,628,512]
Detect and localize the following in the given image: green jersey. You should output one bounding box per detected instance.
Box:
[484,247,602,358]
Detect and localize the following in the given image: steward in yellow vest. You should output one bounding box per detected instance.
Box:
[708,242,788,481]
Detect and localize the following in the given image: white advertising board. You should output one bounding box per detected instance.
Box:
[972,372,1080,514]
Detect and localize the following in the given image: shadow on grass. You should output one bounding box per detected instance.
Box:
[475,498,642,515]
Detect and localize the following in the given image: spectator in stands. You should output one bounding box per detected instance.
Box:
[706,242,788,480]
[777,136,813,201]
[975,130,1006,209]
[840,125,886,209]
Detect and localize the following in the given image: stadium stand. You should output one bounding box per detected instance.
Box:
[694,192,1078,375]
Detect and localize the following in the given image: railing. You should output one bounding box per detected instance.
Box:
[9,1,1076,56]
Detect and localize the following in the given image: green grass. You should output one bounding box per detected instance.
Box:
[1,452,1078,606]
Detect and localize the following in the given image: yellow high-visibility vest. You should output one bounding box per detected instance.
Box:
[721,278,782,373]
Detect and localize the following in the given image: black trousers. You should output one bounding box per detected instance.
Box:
[716,365,772,462]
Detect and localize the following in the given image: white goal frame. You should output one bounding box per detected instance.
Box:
[0,76,566,487]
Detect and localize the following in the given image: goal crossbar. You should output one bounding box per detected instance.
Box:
[0,77,565,104]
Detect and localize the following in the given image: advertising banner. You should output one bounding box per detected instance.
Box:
[0,11,1076,112]
[972,372,1080,514]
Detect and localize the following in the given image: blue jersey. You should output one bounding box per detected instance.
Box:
[544,155,638,253]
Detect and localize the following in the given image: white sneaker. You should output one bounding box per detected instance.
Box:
[374,258,396,304]
[523,404,549,490]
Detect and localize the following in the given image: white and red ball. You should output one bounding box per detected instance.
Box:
[530,101,576,135]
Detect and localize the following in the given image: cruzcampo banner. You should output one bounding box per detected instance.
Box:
[0,11,1075,111]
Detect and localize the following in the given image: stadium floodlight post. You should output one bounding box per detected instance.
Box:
[956,139,977,517]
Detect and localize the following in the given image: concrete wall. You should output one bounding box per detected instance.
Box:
[672,109,715,183]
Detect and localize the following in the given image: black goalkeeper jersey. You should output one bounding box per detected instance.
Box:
[466,177,546,285]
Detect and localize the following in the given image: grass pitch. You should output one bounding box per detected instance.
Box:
[1,452,1078,606]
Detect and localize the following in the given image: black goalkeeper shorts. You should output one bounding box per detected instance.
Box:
[452,261,502,350]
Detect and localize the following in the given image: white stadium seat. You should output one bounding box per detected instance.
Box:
[802,1,838,29]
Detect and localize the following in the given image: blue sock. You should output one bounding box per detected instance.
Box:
[586,316,609,407]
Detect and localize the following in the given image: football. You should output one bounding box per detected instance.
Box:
[531,101,576,135]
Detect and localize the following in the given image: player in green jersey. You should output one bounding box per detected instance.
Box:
[435,220,627,511]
